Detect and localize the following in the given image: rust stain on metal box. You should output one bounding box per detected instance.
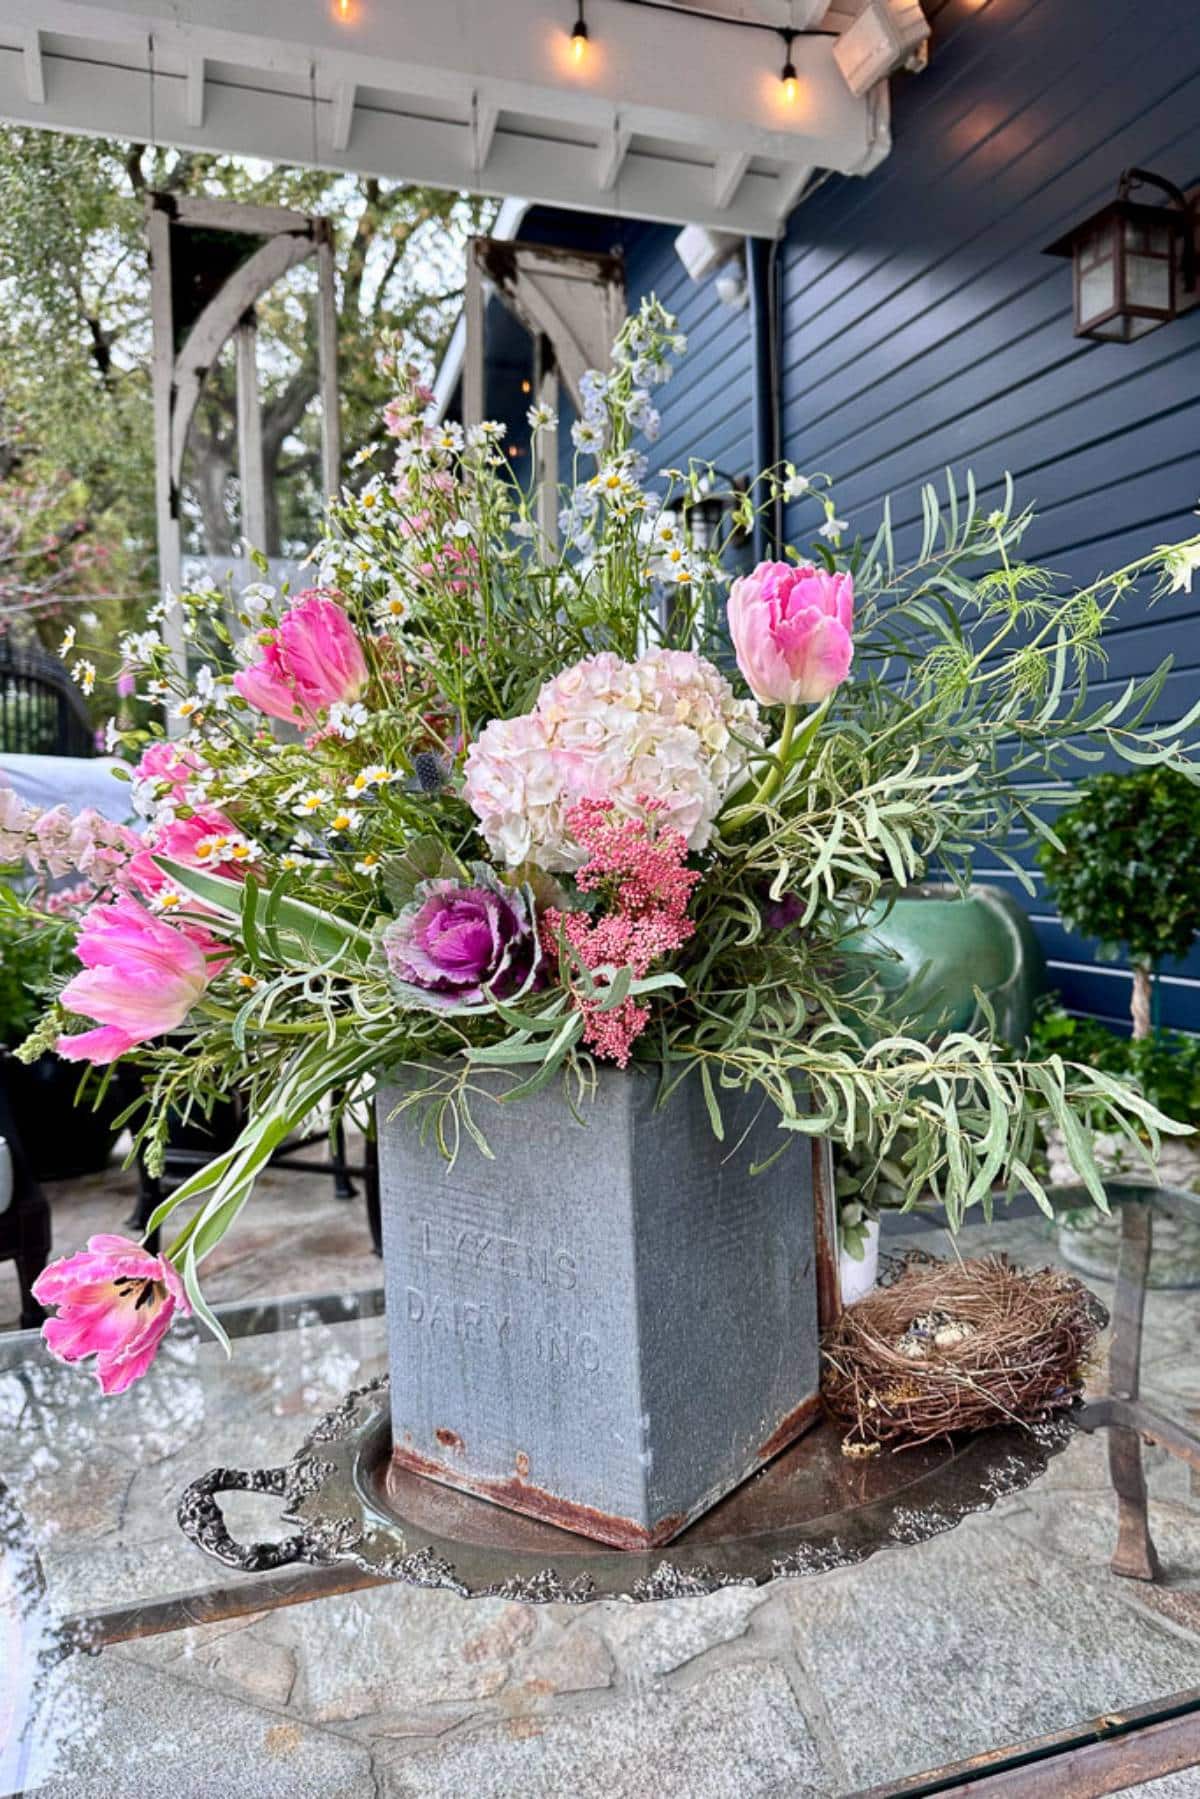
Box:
[758,1392,823,1463]
[389,1443,686,1550]
[434,1428,464,1453]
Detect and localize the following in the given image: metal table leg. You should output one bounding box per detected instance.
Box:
[1105,1200,1160,1582]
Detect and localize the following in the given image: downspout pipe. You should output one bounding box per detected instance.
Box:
[746,235,782,559]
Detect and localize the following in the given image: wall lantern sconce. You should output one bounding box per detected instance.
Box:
[684,474,750,553]
[1045,167,1198,343]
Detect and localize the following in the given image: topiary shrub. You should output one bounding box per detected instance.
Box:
[1037,768,1200,1038]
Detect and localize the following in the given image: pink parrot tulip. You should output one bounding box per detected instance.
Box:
[56,895,223,1064]
[233,590,368,727]
[33,1234,190,1393]
[727,562,854,708]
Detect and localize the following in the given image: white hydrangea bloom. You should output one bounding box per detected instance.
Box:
[464,649,763,871]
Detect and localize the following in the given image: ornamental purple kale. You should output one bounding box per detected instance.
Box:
[380,866,540,1009]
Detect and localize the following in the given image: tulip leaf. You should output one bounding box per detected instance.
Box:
[153,856,374,970]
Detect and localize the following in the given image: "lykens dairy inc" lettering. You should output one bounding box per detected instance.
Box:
[412,1216,578,1291]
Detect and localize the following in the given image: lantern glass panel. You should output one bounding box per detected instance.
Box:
[1077,218,1117,331]
[1123,217,1172,255]
[1126,251,1173,314]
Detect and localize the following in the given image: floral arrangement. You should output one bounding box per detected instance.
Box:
[12,296,1200,1393]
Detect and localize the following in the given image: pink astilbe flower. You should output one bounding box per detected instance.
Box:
[32,1233,190,1394]
[540,799,699,1066]
[57,895,225,1064]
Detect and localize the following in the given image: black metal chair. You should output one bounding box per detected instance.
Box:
[0,1075,50,1330]
[129,1092,382,1258]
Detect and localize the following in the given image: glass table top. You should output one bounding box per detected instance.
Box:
[2,1199,1199,1798]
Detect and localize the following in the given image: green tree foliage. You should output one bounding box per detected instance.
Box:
[1037,767,1200,1036]
[0,128,494,653]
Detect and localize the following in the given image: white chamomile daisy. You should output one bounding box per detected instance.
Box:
[293,789,331,819]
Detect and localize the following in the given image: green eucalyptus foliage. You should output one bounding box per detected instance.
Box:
[1036,767,1200,969]
[1030,1002,1200,1133]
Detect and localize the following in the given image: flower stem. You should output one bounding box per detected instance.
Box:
[721,701,814,833]
[749,703,798,813]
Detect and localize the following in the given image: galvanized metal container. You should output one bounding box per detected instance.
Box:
[376,1066,835,1549]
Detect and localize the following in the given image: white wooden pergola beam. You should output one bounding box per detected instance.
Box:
[596,118,631,193]
[330,79,356,154]
[713,149,751,212]
[471,92,499,174]
[20,28,44,103]
[184,52,204,127]
[0,0,894,234]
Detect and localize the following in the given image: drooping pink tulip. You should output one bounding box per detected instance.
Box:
[233,590,368,727]
[123,806,245,900]
[32,1234,190,1394]
[727,562,854,707]
[56,895,223,1064]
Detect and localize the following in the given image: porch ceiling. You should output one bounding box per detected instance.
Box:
[0,0,893,236]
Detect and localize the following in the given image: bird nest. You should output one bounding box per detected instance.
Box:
[821,1255,1108,1453]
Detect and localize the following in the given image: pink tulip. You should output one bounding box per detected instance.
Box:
[727,561,854,708]
[233,590,367,728]
[57,895,222,1064]
[123,806,245,900]
[132,741,204,801]
[33,1234,189,1394]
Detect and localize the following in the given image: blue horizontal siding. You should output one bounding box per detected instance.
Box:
[778,0,1200,1031]
[623,223,755,479]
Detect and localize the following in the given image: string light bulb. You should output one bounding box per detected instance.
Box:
[570,4,589,62]
[779,30,798,103]
[335,0,352,18]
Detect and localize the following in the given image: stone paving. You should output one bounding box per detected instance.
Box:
[3,1173,1200,1797]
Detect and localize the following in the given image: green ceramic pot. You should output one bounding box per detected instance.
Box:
[842,884,1046,1046]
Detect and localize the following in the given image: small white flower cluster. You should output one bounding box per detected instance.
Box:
[559,449,650,547]
[193,831,262,869]
[640,508,706,588]
[328,700,370,741]
[1165,530,1200,595]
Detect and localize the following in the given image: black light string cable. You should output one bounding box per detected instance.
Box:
[569,1,836,95]
[610,0,836,38]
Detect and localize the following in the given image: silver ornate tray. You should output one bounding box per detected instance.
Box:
[178,1374,1076,1604]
